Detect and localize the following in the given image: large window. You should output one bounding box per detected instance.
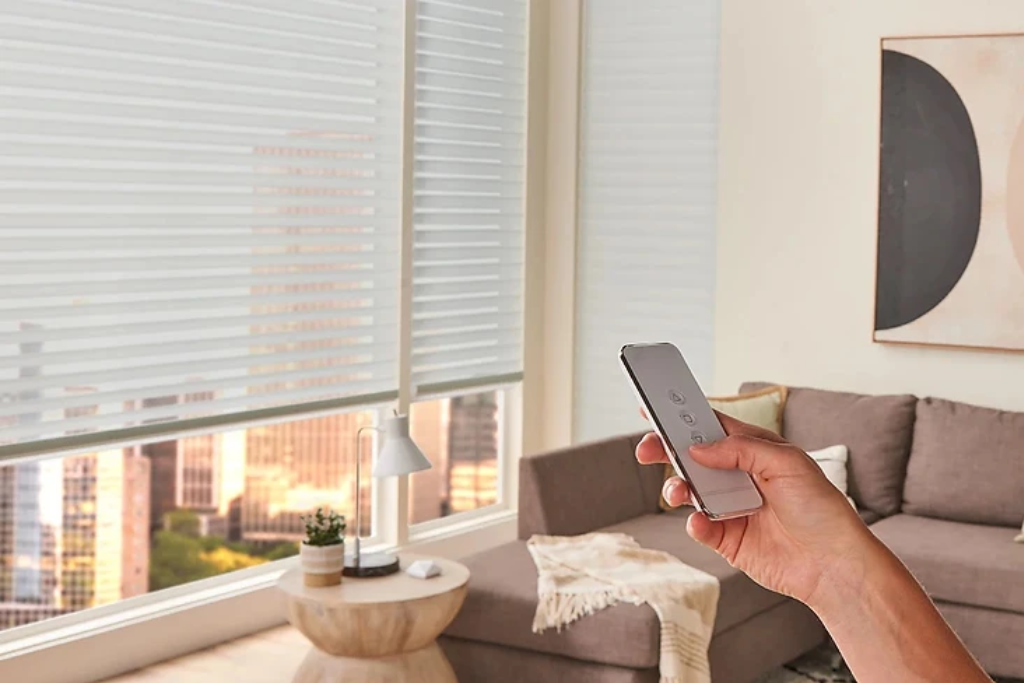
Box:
[0,0,526,635]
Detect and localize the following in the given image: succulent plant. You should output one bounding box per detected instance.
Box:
[301,508,346,547]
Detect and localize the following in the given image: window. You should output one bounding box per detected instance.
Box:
[573,0,720,441]
[0,409,376,631]
[0,0,527,638]
[408,390,503,524]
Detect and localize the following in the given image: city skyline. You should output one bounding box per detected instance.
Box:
[0,392,500,632]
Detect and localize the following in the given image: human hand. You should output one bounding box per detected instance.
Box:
[636,412,874,606]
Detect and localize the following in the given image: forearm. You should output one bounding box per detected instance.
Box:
[809,534,991,683]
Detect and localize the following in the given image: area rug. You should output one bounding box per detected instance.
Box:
[756,644,1022,683]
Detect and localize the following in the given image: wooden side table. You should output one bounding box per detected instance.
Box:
[278,554,470,683]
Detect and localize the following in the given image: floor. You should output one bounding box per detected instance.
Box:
[106,633,1021,683]
[104,625,308,683]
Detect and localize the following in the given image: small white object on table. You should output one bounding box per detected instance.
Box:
[406,559,442,579]
[278,553,469,683]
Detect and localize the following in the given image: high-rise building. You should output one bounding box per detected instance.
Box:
[446,394,500,514]
[409,400,448,524]
[0,460,67,629]
[241,411,372,545]
[121,449,151,600]
[139,393,244,538]
[0,331,153,630]
[407,393,500,524]
[139,396,180,535]
[0,448,151,630]
[61,448,151,612]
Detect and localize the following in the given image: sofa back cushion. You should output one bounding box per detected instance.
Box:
[741,383,916,517]
[903,397,1024,527]
[518,435,650,539]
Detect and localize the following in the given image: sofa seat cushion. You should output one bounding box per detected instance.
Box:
[871,514,1024,615]
[741,383,916,518]
[444,512,789,669]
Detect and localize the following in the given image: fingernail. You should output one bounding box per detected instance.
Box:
[662,478,678,498]
[689,443,711,452]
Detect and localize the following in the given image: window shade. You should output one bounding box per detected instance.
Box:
[410,0,527,397]
[0,0,403,455]
[573,0,720,442]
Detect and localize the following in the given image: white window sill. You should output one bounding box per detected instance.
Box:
[0,510,518,683]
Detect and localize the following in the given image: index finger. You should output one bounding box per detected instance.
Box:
[636,431,669,464]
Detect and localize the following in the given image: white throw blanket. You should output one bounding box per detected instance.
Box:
[528,533,720,683]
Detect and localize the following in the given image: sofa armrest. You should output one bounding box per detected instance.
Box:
[517,434,653,540]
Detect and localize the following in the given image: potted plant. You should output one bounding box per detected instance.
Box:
[300,508,346,587]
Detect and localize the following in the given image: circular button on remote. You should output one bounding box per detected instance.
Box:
[690,431,707,445]
[680,412,696,426]
[668,390,686,405]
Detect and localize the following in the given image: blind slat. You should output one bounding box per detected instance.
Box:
[0,309,389,345]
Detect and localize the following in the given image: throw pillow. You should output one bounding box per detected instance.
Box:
[807,444,856,509]
[660,385,788,509]
[708,384,788,435]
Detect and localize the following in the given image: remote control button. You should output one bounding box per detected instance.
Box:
[668,390,686,405]
[690,431,707,445]
[680,412,696,426]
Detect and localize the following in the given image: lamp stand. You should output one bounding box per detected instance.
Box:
[344,425,400,578]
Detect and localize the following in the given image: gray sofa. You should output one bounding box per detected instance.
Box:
[439,383,1024,682]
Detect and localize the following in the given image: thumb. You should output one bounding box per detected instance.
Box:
[688,434,807,480]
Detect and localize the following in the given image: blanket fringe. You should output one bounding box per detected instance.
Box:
[531,588,631,633]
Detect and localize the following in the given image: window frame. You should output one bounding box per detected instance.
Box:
[0,0,542,678]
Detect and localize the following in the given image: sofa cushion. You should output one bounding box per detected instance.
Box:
[518,435,651,539]
[871,514,1024,615]
[858,508,882,525]
[445,512,788,670]
[741,383,916,517]
[903,397,1024,527]
[627,431,669,515]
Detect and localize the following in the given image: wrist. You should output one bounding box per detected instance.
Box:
[805,527,891,621]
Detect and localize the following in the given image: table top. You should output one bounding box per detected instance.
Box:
[278,554,469,606]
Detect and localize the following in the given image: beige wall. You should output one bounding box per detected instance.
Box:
[716,0,1024,410]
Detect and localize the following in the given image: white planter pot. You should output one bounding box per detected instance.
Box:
[301,542,345,587]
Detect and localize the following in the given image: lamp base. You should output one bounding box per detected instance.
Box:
[343,551,401,578]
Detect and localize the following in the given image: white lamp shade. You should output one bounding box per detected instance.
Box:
[373,414,432,478]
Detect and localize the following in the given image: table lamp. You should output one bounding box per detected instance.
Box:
[344,413,431,578]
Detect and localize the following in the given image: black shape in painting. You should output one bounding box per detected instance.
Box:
[875,49,981,331]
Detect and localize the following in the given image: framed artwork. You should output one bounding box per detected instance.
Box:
[874,33,1024,351]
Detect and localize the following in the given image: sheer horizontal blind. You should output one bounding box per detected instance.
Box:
[573,0,720,442]
[0,0,404,456]
[410,0,527,397]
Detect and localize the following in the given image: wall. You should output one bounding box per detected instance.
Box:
[716,0,1024,410]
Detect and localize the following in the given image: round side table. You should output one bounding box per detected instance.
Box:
[278,554,469,683]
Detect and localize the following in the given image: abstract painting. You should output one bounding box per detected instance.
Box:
[875,34,1024,351]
